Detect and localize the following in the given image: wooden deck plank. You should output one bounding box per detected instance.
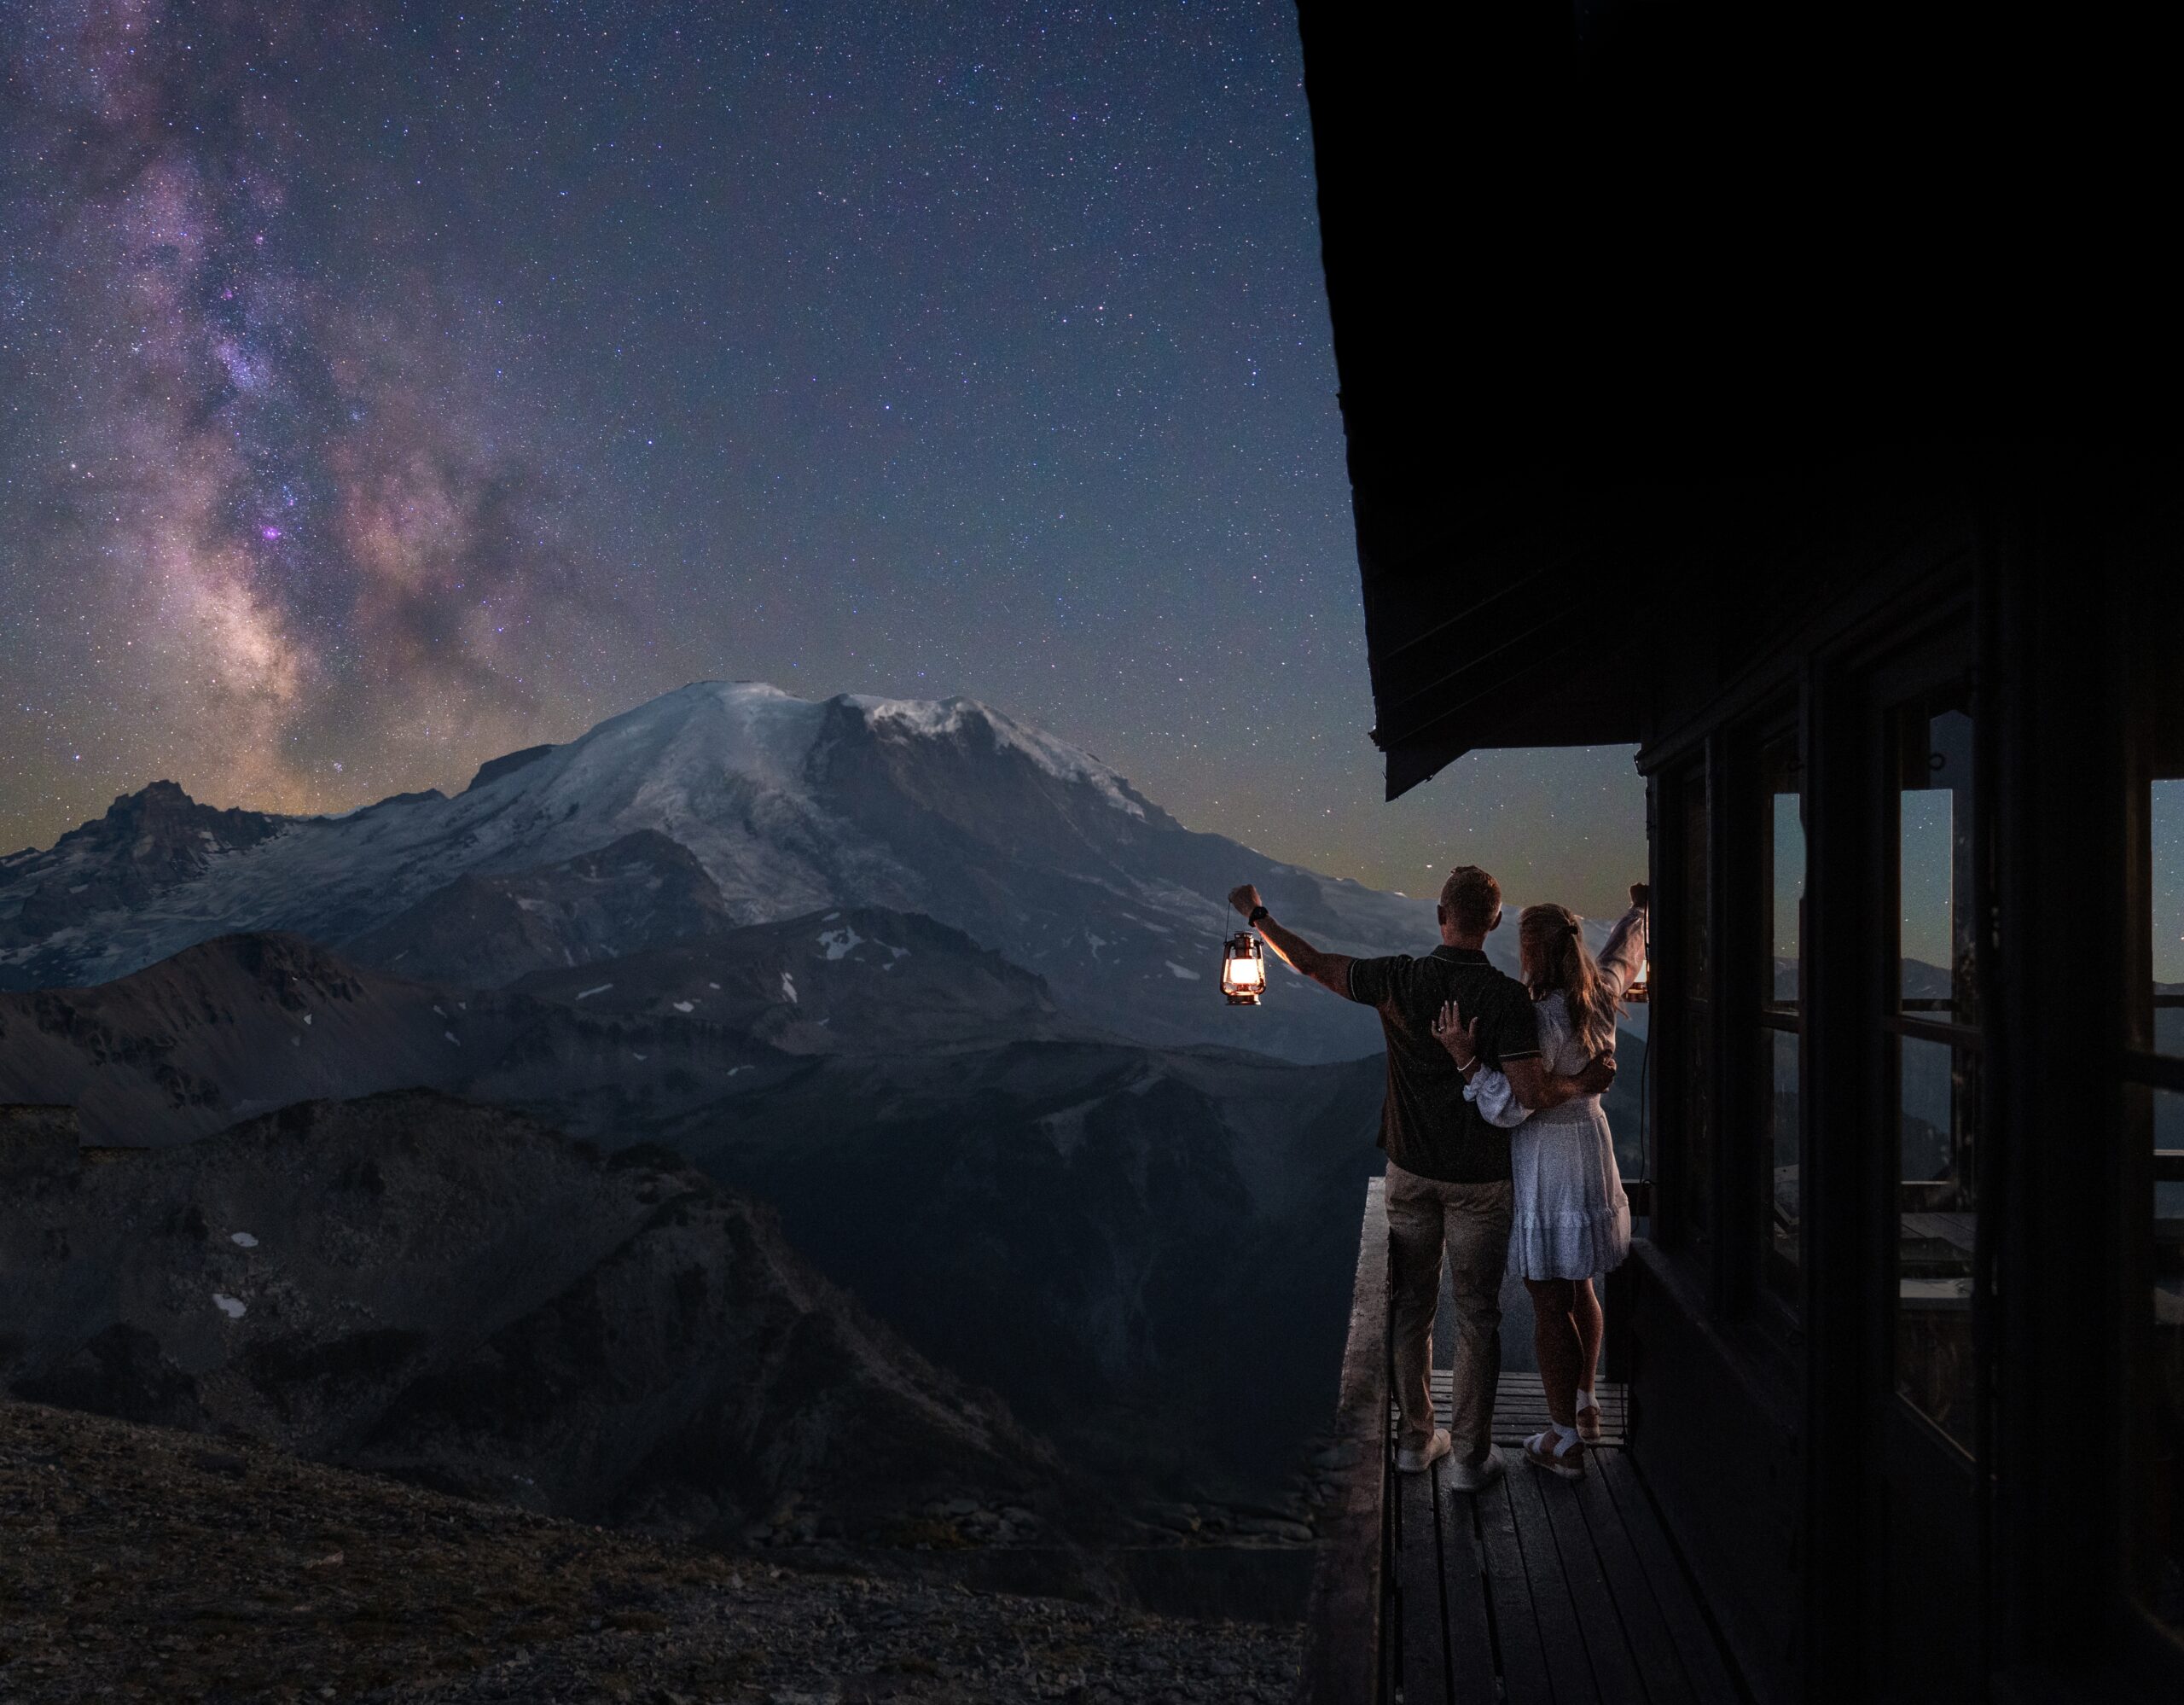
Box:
[1397,1463,1452,1705]
[1386,1368,1747,1704]
[1594,1453,1743,1705]
[1435,1470,1501,1705]
[1534,1466,1650,1702]
[1473,1474,1557,1705]
[1505,1460,1603,1704]
[1572,1467,1698,1705]
[1422,1371,1630,1447]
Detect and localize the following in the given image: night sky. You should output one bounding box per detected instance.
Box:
[0,1,1644,919]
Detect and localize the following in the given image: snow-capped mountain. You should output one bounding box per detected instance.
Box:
[0,683,1438,1062]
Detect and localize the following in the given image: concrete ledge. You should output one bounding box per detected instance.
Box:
[1297,1177,1391,1704]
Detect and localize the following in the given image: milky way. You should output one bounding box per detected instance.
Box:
[3,1,604,816]
[1,3,1644,916]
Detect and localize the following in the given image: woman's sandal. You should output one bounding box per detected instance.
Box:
[1523,1429,1586,1480]
[1574,1398,1603,1444]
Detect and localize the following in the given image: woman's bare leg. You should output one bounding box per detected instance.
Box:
[1571,1277,1604,1396]
[1525,1277,1582,1427]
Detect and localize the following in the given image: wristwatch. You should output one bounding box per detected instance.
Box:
[1247,905,1270,925]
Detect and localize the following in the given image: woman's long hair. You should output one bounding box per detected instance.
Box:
[1519,904,1618,1052]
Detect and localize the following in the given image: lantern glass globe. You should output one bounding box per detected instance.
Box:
[1220,932,1266,1004]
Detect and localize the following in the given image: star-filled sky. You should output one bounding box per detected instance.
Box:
[0,0,1645,918]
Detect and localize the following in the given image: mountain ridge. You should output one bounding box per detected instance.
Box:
[0,908,1073,1148]
[0,681,1436,1062]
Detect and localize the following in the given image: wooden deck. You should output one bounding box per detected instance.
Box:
[1417,1370,1631,1448]
[1391,1373,1742,1705]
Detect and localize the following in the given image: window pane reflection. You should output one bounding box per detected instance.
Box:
[1897,1033,1978,1452]
[1763,732,1804,1011]
[2154,779,2183,1058]
[1899,701,1978,1025]
[1774,794,1804,1005]
[1761,1025,1801,1307]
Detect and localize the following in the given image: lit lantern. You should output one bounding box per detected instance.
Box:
[1624,955,1651,1003]
[1220,929,1267,1005]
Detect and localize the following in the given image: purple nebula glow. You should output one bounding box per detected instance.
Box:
[261,527,282,541]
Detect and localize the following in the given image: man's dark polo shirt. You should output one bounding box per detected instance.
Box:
[1345,946,1541,1184]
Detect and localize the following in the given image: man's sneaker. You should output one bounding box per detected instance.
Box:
[1523,1429,1585,1480]
[1395,1429,1452,1475]
[1574,1397,1603,1444]
[1447,1445,1506,1493]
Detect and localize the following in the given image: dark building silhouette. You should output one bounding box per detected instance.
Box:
[1293,3,2181,1701]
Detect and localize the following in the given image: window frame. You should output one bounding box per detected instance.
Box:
[2122,614,2184,1656]
[1751,713,1807,1330]
[1881,673,1986,1460]
[1656,753,1718,1278]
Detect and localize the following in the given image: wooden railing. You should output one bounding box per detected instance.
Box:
[1297,1178,1394,1704]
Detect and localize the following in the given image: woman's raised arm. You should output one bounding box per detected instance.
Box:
[1596,882,1649,1003]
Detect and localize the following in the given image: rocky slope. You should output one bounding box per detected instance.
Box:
[0,1091,1090,1555]
[0,682,1435,1061]
[0,912,1059,1148]
[652,1040,1391,1504]
[0,1398,1302,1703]
[508,905,1067,1056]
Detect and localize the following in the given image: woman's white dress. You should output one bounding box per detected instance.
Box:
[1467,905,1647,1281]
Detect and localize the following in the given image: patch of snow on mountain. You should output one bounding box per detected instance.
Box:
[780,971,798,1004]
[1165,962,1201,981]
[574,983,613,1000]
[817,925,863,961]
[212,1295,247,1320]
[1037,1098,1100,1157]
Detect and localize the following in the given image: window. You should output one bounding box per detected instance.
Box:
[2126,631,2184,1639]
[1757,730,1805,1312]
[1889,684,1980,1452]
[1677,763,1714,1260]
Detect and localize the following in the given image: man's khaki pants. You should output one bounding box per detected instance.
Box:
[1385,1161,1513,1468]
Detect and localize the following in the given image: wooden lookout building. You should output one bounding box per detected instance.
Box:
[1291,4,2180,1702]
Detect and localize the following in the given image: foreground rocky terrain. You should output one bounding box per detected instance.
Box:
[0,1399,1301,1703]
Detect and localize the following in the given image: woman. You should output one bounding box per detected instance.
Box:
[1431,882,1647,1481]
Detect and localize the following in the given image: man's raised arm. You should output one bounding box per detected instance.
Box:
[1228,884,1354,998]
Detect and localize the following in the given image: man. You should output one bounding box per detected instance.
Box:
[1228,866,1612,1489]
